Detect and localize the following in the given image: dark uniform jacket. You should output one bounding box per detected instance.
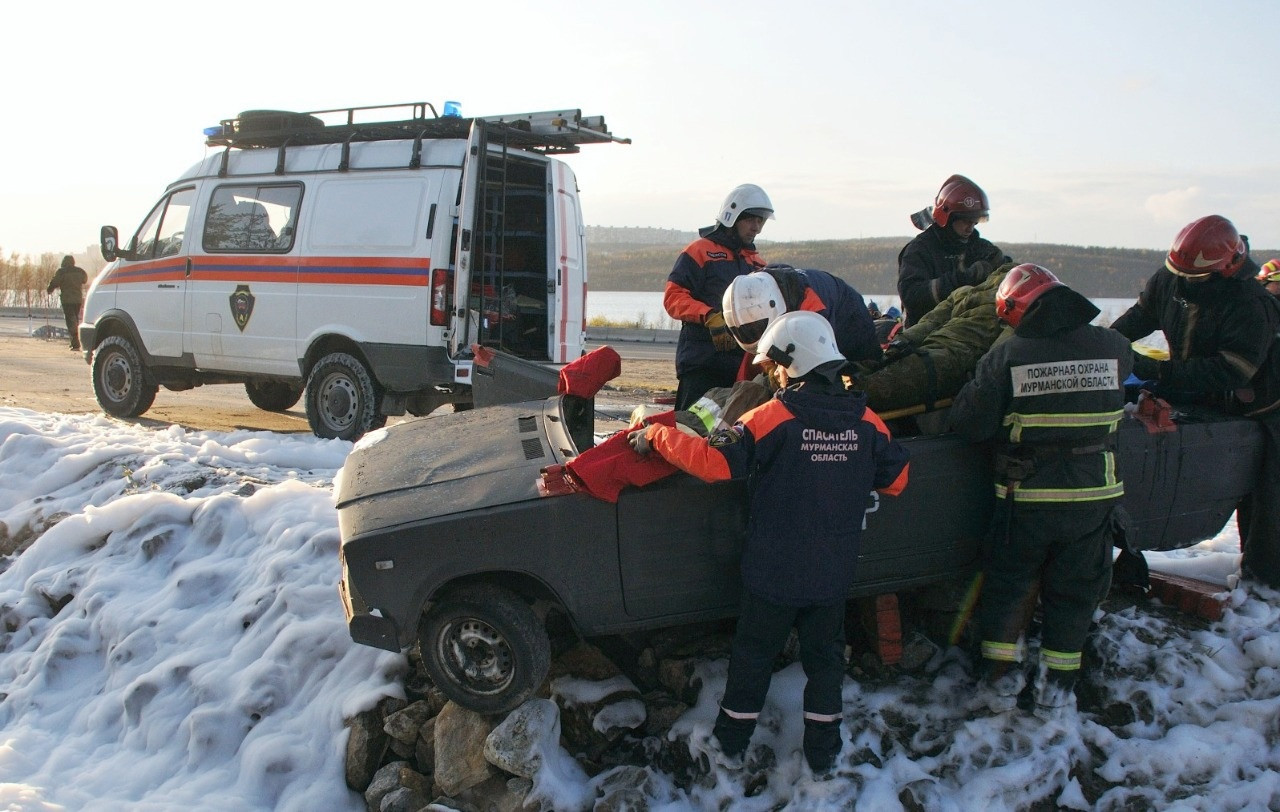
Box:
[897,225,1007,328]
[951,288,1132,504]
[47,264,89,306]
[1111,269,1280,416]
[646,381,909,606]
[664,226,765,377]
[769,267,882,364]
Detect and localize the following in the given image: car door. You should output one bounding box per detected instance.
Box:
[112,187,196,360]
[616,475,747,619]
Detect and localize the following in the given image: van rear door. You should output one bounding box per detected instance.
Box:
[449,121,486,360]
[548,161,586,363]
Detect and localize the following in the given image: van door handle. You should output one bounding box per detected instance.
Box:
[186,258,193,277]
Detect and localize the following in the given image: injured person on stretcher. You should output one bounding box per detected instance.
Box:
[557,261,1018,501]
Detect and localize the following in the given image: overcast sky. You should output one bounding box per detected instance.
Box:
[3,0,1276,259]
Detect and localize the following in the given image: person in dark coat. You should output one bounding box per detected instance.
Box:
[629,311,909,775]
[897,175,1009,328]
[1112,215,1280,590]
[722,264,882,366]
[664,184,772,409]
[950,264,1132,720]
[46,255,89,350]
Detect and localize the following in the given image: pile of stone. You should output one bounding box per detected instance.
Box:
[343,613,943,811]
[344,624,733,811]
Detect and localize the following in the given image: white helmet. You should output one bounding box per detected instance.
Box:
[717,184,775,228]
[752,311,844,378]
[722,271,786,352]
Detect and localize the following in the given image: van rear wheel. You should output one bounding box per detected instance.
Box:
[245,380,303,412]
[304,352,386,440]
[92,335,158,418]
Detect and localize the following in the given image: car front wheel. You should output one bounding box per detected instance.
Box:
[418,584,551,715]
[92,335,158,418]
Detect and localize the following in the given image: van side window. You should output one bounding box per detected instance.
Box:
[130,187,195,260]
[203,183,302,253]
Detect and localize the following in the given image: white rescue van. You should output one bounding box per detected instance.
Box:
[83,102,628,440]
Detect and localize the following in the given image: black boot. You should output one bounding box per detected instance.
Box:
[711,709,756,762]
[802,718,842,774]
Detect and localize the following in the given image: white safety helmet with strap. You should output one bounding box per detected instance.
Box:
[722,271,786,352]
[752,311,845,378]
[717,184,775,228]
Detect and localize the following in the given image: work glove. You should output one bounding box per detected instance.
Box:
[962,259,996,286]
[1131,351,1162,383]
[884,336,914,360]
[627,427,652,456]
[703,310,737,352]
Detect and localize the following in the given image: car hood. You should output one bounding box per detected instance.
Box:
[335,398,572,524]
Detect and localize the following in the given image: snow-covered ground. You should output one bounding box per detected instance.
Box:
[1,407,1277,811]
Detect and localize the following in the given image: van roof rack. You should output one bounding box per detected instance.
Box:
[205,102,630,155]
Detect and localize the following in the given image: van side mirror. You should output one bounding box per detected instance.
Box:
[100,225,137,262]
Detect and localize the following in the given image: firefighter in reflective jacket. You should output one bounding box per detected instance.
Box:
[949,264,1132,720]
[665,184,771,409]
[630,311,909,774]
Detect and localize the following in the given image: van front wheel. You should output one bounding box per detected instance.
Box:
[92,335,158,418]
[304,352,386,440]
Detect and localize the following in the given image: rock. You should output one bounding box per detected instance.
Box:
[656,656,706,706]
[483,698,560,779]
[380,785,432,812]
[415,717,437,773]
[364,761,430,812]
[551,672,645,758]
[640,691,688,737]
[593,765,658,812]
[345,696,407,791]
[433,702,498,796]
[454,773,532,812]
[385,699,438,746]
[547,641,626,682]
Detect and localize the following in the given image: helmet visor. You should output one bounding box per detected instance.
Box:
[728,318,769,350]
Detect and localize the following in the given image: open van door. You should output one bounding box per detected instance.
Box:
[449,120,486,360]
[549,161,587,363]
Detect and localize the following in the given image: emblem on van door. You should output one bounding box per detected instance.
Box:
[230,285,255,332]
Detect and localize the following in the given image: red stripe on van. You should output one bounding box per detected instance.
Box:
[100,256,432,287]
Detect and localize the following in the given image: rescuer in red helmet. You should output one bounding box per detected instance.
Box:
[897,175,1011,328]
[1112,215,1280,591]
[950,263,1133,721]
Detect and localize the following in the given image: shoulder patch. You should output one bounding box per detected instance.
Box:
[708,426,743,447]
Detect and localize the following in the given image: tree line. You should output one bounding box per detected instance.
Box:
[0,246,105,309]
[585,234,1279,299]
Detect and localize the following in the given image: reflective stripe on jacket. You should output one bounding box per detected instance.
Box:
[951,321,1133,504]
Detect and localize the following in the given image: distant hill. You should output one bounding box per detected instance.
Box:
[585,229,1279,299]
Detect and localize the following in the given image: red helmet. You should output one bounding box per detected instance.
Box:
[1165,215,1246,278]
[995,264,1064,328]
[932,174,990,228]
